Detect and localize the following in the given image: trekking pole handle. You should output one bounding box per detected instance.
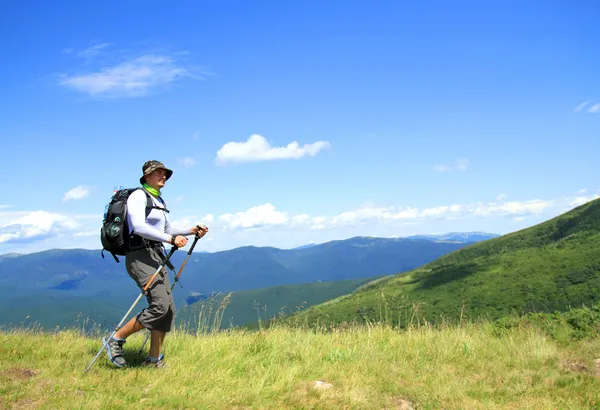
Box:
[165,244,178,259]
[190,231,204,252]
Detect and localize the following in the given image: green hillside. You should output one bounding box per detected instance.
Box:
[290,199,600,328]
[176,277,377,331]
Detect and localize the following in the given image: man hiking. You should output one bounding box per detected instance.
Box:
[104,160,208,368]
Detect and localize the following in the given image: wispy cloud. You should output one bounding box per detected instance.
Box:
[216,134,331,165]
[573,100,600,114]
[573,100,591,112]
[588,103,600,114]
[0,205,12,210]
[76,42,111,60]
[178,157,196,168]
[433,158,469,172]
[63,186,91,202]
[433,164,451,172]
[569,194,600,207]
[58,44,203,99]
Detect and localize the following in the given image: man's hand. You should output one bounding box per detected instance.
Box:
[173,235,188,248]
[192,224,209,236]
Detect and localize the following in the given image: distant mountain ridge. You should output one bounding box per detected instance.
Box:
[282,232,498,251]
[0,233,492,331]
[406,232,499,242]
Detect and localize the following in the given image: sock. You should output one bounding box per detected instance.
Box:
[147,354,164,363]
[112,336,125,342]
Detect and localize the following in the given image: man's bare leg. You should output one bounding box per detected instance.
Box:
[114,316,145,339]
[149,330,166,359]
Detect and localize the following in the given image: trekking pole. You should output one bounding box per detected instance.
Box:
[138,230,206,353]
[84,245,179,373]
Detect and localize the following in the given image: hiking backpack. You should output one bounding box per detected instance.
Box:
[100,187,169,263]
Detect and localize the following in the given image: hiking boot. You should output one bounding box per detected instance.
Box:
[142,354,166,368]
[103,336,127,368]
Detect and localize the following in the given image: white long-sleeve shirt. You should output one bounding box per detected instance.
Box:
[126,188,191,243]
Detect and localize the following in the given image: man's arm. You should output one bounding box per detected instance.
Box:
[164,216,194,237]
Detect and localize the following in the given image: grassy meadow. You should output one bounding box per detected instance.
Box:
[1,304,600,409]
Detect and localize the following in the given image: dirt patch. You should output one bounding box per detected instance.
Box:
[562,359,600,378]
[6,397,46,409]
[0,368,38,381]
[563,359,589,374]
[396,398,415,410]
[383,397,415,410]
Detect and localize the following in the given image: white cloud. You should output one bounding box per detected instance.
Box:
[0,211,79,244]
[169,214,214,233]
[496,194,507,201]
[63,185,90,202]
[215,134,331,165]
[588,103,600,114]
[59,54,197,99]
[74,230,97,238]
[178,157,196,168]
[73,214,102,220]
[3,192,598,254]
[218,203,288,229]
[433,158,469,172]
[570,194,600,207]
[76,42,111,59]
[202,194,595,235]
[467,199,552,217]
[455,158,469,171]
[573,100,590,112]
[0,205,12,210]
[433,164,451,172]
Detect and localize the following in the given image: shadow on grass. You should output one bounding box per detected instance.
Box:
[86,342,153,369]
[417,262,479,289]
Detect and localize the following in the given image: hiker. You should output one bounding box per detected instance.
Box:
[104,160,208,368]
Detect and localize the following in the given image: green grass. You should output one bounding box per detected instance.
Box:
[290,199,600,328]
[1,310,600,409]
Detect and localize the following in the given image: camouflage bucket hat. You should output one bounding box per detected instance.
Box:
[139,160,173,184]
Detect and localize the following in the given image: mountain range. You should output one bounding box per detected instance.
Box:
[0,232,495,331]
[406,231,500,243]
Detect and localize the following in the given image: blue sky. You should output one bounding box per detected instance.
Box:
[1,0,599,254]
